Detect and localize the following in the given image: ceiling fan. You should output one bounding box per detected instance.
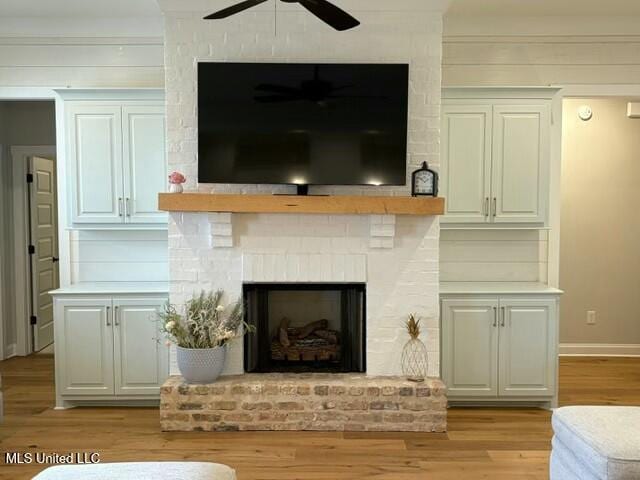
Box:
[204,0,360,32]
[253,66,382,105]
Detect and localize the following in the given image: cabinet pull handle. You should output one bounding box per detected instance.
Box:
[501,306,506,327]
[492,306,497,327]
[126,198,131,217]
[483,198,489,217]
[114,306,119,326]
[493,198,497,217]
[118,198,123,217]
[106,306,111,326]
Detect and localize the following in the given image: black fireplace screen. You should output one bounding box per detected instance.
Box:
[243,283,366,373]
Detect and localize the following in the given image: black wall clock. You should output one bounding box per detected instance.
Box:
[411,161,438,197]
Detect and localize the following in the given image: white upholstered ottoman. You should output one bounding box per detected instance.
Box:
[32,462,236,480]
[550,406,640,480]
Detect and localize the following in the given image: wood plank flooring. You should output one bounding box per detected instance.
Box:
[0,355,638,479]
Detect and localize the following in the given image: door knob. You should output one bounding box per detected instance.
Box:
[52,257,60,263]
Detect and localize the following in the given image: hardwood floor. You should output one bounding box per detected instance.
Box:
[0,355,639,479]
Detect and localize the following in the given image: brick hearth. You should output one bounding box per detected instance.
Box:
[161,374,447,432]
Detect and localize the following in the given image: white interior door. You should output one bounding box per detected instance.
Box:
[441,105,493,223]
[122,105,167,224]
[29,156,59,351]
[113,298,169,395]
[442,298,499,397]
[491,105,549,223]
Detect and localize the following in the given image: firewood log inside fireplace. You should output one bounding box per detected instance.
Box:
[272,318,340,362]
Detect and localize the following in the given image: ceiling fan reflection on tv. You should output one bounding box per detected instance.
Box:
[253,66,383,105]
[204,0,360,32]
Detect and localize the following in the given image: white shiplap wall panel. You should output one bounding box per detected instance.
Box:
[0,37,164,87]
[443,34,640,86]
[70,230,168,283]
[0,66,164,88]
[0,43,163,67]
[444,37,640,65]
[440,230,548,282]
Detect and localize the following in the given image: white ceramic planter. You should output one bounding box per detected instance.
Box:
[176,345,227,384]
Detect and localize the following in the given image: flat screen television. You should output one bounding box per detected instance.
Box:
[198,62,409,190]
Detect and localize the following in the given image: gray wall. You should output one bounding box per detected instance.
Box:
[560,97,640,345]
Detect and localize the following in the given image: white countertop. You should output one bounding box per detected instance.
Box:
[440,282,563,295]
[50,282,169,295]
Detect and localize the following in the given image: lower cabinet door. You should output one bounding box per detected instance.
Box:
[57,298,114,395]
[113,298,169,395]
[442,298,500,397]
[498,298,557,397]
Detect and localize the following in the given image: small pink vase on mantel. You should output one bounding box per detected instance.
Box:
[168,171,186,194]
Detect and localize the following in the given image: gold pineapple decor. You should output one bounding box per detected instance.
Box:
[405,314,421,339]
[401,314,429,382]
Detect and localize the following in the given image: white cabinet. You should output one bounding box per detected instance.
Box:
[441,293,559,405]
[441,105,492,223]
[53,292,169,407]
[498,298,557,397]
[492,105,549,223]
[441,89,556,226]
[56,298,114,395]
[441,298,498,396]
[113,298,169,395]
[64,93,167,227]
[67,105,124,224]
[122,106,167,224]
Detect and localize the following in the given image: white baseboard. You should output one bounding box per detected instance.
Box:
[5,343,17,359]
[559,343,640,357]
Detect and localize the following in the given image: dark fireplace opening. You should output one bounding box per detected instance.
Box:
[243,283,366,373]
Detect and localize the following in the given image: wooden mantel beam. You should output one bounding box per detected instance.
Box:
[158,193,445,216]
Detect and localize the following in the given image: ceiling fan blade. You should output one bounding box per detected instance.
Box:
[204,0,269,19]
[255,84,304,95]
[296,0,360,31]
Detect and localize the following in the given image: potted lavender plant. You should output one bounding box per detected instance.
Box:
[160,290,251,384]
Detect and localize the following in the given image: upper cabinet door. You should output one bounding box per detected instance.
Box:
[498,298,557,397]
[122,106,168,224]
[67,104,124,224]
[491,105,550,224]
[442,298,499,397]
[441,105,493,223]
[112,297,169,396]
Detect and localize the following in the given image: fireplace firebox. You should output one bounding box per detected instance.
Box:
[243,284,366,373]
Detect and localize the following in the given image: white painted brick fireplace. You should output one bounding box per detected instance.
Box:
[158,0,447,378]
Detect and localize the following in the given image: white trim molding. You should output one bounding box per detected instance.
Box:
[559,343,640,357]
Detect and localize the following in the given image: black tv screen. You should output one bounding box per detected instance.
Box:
[198,62,409,187]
